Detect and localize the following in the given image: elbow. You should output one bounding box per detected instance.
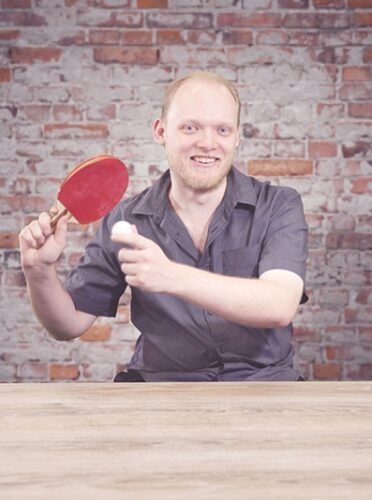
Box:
[47,328,80,342]
[272,307,298,328]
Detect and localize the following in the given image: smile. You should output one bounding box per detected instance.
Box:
[190,156,219,165]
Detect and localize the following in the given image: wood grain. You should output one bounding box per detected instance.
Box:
[0,382,371,499]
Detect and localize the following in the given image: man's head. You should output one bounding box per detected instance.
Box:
[153,72,241,193]
[161,71,241,127]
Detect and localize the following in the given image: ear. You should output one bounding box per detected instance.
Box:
[235,130,240,148]
[153,118,166,145]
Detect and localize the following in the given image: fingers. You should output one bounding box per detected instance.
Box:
[111,230,149,250]
[20,213,50,249]
[19,209,68,250]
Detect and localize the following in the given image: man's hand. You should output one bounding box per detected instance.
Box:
[111,229,175,293]
[19,207,68,271]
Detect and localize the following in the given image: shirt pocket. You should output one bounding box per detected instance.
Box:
[222,244,261,278]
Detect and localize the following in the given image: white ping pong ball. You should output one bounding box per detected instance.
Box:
[111,221,133,236]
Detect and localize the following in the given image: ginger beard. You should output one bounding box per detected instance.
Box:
[156,79,240,194]
[167,145,234,193]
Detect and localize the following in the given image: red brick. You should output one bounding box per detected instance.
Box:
[121,30,152,45]
[322,13,351,28]
[97,0,131,5]
[314,363,342,380]
[354,12,372,26]
[348,102,372,118]
[1,0,31,7]
[309,141,337,158]
[0,29,20,40]
[345,306,372,324]
[147,13,211,29]
[1,195,48,213]
[44,123,108,139]
[248,159,313,176]
[86,103,116,121]
[274,140,305,158]
[326,232,372,250]
[222,29,254,45]
[217,13,282,28]
[313,0,345,7]
[325,345,358,362]
[94,47,158,64]
[19,363,48,380]
[80,324,112,342]
[293,326,320,341]
[339,83,372,101]
[344,364,372,381]
[356,288,372,304]
[10,47,62,64]
[49,364,79,381]
[138,0,168,6]
[283,13,319,28]
[288,31,319,45]
[363,47,372,63]
[359,327,372,342]
[278,0,309,7]
[88,29,120,45]
[58,31,85,46]
[185,30,217,45]
[0,232,19,249]
[156,29,182,44]
[256,30,289,45]
[342,141,370,157]
[350,177,372,193]
[317,103,346,118]
[348,0,372,6]
[18,104,50,122]
[5,270,26,287]
[343,66,371,81]
[115,305,131,323]
[0,11,46,26]
[0,67,11,82]
[52,104,83,121]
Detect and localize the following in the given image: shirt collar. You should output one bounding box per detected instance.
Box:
[131,166,258,220]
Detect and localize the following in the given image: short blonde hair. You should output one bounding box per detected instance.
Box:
[161,71,241,126]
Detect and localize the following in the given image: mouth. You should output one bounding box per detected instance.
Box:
[190,155,220,166]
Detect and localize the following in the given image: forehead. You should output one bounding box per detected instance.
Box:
[167,78,238,124]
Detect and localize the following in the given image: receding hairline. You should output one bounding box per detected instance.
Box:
[161,71,241,126]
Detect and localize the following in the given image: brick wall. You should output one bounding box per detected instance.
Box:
[0,0,371,382]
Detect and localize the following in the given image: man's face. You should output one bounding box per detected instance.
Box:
[153,78,240,193]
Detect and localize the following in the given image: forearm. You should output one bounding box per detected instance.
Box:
[24,264,95,340]
[167,263,299,328]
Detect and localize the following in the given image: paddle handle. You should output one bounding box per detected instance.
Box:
[50,207,71,230]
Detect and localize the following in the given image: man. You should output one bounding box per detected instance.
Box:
[19,71,308,382]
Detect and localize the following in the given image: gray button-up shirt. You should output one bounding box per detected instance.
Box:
[66,167,308,381]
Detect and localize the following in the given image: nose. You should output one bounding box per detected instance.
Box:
[196,128,216,150]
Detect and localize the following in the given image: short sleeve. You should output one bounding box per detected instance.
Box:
[65,212,127,317]
[258,188,309,304]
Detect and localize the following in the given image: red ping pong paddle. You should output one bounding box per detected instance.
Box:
[50,155,129,228]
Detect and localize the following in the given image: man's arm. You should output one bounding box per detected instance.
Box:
[112,231,304,329]
[19,211,96,340]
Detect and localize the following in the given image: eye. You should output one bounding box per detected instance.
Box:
[218,126,232,136]
[181,123,198,134]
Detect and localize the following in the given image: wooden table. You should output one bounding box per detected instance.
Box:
[0,382,371,499]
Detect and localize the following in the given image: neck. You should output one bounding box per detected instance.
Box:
[168,175,227,252]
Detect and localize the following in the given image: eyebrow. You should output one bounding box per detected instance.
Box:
[179,119,235,128]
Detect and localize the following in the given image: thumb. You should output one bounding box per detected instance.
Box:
[53,215,68,246]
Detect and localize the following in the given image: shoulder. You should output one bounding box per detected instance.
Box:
[230,166,301,207]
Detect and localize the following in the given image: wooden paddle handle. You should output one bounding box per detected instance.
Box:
[50,207,71,230]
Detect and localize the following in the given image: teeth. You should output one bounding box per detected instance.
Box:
[192,156,216,164]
